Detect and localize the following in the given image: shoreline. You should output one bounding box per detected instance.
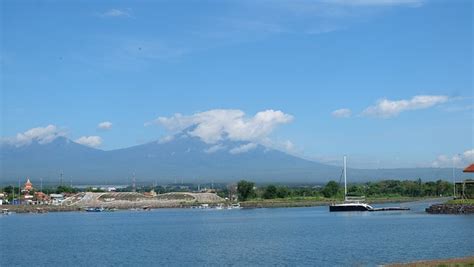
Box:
[2,202,203,214]
[240,197,440,209]
[2,196,443,214]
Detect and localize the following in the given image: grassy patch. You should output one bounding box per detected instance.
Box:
[446,199,474,205]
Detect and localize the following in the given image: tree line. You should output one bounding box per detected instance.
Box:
[236,179,454,201]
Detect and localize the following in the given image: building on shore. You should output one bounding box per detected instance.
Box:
[22,178,35,204]
[23,178,34,193]
[457,163,474,199]
[463,164,474,173]
[0,192,6,205]
[49,194,65,205]
[34,192,50,204]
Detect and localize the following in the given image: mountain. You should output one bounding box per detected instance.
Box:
[0,136,464,185]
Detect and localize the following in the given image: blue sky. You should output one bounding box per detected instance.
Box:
[1,0,472,168]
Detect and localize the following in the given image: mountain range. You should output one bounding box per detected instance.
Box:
[0,136,463,185]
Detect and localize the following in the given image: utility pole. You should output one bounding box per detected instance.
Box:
[60,170,64,186]
[18,178,21,204]
[452,155,457,198]
[132,172,136,192]
[40,178,43,192]
[343,155,347,198]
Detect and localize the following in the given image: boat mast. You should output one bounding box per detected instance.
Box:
[344,155,347,198]
[452,156,456,198]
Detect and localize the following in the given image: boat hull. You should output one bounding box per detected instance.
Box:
[329,204,372,212]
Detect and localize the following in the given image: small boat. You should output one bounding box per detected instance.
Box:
[85,207,105,212]
[1,208,12,215]
[105,208,118,212]
[35,208,48,214]
[227,203,242,209]
[329,156,374,212]
[142,206,151,211]
[329,201,374,212]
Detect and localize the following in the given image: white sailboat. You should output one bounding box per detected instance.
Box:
[329,156,374,212]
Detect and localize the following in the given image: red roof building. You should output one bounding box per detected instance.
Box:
[34,192,49,201]
[463,164,474,173]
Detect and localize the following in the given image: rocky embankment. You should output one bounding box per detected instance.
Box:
[425,204,474,214]
[3,192,225,213]
[69,192,224,209]
[3,205,81,213]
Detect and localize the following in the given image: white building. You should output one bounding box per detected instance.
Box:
[50,194,65,205]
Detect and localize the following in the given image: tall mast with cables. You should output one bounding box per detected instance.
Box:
[344,155,347,198]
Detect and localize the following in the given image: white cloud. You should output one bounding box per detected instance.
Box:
[147,109,294,145]
[229,143,258,154]
[2,125,67,147]
[362,95,449,118]
[100,9,131,18]
[75,136,103,148]
[431,149,474,168]
[204,144,227,154]
[332,108,352,118]
[97,121,113,130]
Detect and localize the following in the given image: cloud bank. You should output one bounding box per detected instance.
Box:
[229,143,258,154]
[75,136,103,148]
[362,95,449,118]
[98,121,113,130]
[147,109,294,154]
[2,125,67,147]
[332,108,352,118]
[148,109,293,144]
[204,144,227,154]
[431,149,474,168]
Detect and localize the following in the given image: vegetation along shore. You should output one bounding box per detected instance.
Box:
[2,178,470,213]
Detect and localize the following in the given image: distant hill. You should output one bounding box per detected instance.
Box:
[0,136,464,185]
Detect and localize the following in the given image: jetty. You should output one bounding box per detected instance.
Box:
[370,207,410,212]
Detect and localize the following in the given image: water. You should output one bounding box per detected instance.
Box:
[1,201,473,266]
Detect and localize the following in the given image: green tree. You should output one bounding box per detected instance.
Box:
[322,181,340,198]
[56,185,78,194]
[3,185,14,194]
[276,186,289,198]
[263,185,277,199]
[237,180,255,201]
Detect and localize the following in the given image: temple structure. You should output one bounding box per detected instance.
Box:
[23,178,34,193]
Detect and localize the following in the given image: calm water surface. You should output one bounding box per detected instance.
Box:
[1,200,473,266]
